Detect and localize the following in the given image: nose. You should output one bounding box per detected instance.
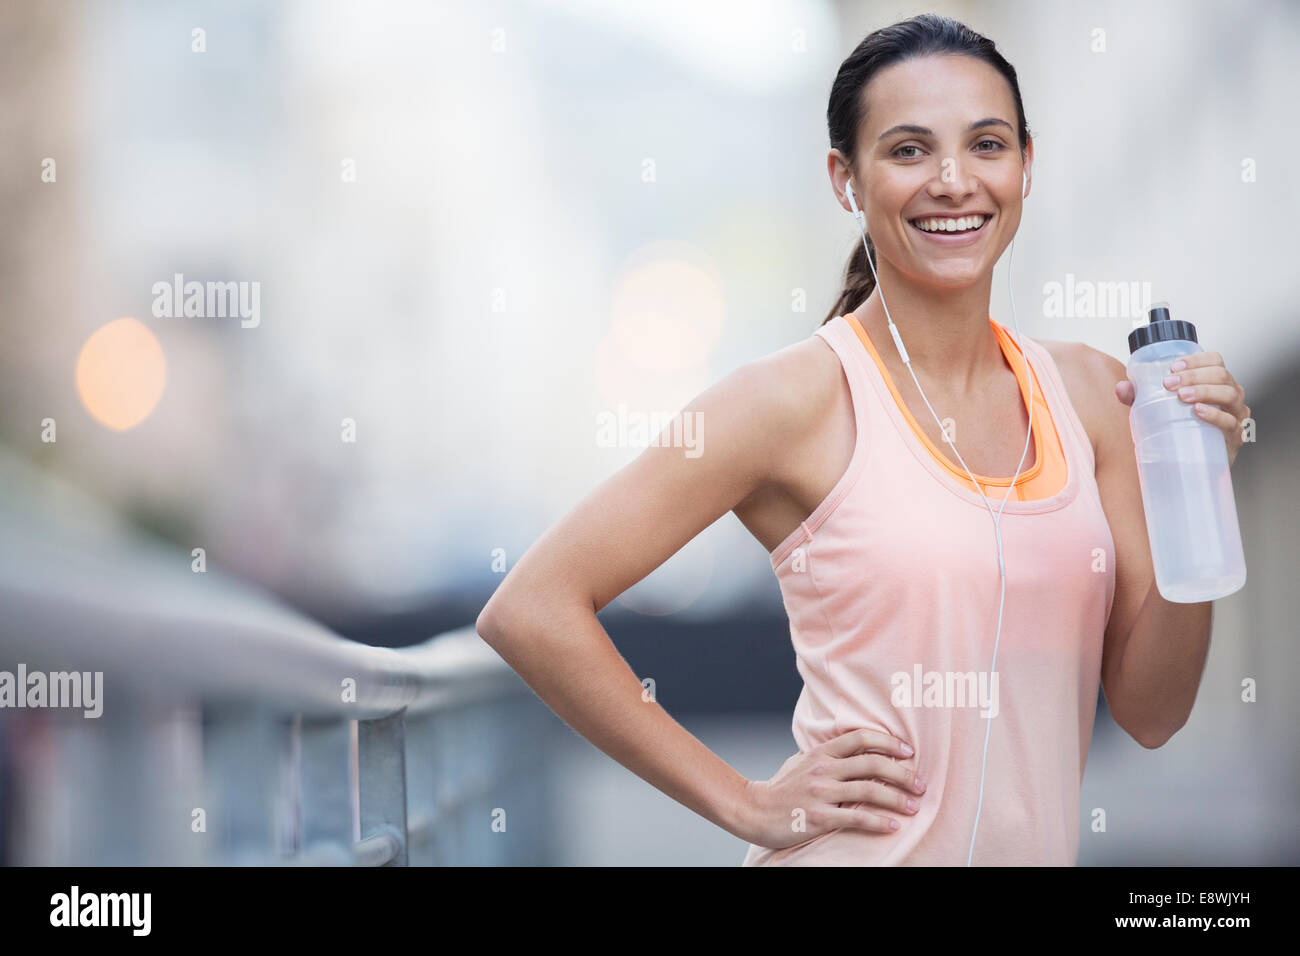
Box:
[929,154,978,202]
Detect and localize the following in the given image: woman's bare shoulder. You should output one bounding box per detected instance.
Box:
[1037,338,1128,459]
[685,329,847,486]
[720,330,846,433]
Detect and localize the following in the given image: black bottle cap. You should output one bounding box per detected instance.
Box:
[1128,301,1198,354]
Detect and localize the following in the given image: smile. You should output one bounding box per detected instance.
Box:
[908,214,989,234]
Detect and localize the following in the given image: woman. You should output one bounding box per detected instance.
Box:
[476,14,1250,865]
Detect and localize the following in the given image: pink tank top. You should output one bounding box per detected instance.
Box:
[844,312,1068,500]
[742,314,1116,866]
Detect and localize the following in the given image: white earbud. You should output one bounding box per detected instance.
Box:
[846,180,862,220]
[1022,170,1028,196]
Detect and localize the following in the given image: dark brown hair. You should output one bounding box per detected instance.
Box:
[822,14,1031,325]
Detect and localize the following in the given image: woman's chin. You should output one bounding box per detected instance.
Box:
[913,263,986,290]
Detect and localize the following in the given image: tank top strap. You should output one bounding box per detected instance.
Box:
[763,316,879,559]
[814,315,880,423]
[1011,331,1096,476]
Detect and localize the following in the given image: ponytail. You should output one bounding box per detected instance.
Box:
[821,234,876,325]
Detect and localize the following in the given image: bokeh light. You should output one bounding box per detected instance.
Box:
[609,240,726,374]
[75,317,167,431]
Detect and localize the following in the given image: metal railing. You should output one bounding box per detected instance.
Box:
[0,450,555,865]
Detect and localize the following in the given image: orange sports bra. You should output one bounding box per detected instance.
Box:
[843,312,1067,501]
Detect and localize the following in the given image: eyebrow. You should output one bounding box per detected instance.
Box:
[877,118,1014,141]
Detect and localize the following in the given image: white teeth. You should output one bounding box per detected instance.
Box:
[913,214,986,233]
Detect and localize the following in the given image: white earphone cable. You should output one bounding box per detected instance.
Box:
[846,177,1033,866]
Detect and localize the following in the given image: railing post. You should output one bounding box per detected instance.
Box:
[202,704,288,864]
[358,710,408,866]
[299,716,353,861]
[400,711,437,866]
[48,701,153,865]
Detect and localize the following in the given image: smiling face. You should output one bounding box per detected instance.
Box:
[843,53,1031,290]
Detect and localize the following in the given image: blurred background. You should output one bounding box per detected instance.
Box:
[1,0,1297,865]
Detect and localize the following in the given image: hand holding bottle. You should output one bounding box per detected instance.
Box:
[1114,349,1251,467]
[1119,304,1248,603]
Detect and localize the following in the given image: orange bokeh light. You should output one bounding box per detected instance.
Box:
[75,317,167,430]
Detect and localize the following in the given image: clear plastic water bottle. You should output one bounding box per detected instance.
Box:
[1126,303,1246,602]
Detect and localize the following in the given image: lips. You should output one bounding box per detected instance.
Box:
[907,213,992,244]
[909,215,989,233]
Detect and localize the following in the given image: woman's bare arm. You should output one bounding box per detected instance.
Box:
[476,338,923,847]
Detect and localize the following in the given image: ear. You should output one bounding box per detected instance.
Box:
[827,148,855,214]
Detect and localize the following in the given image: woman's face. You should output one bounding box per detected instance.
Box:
[843,53,1030,290]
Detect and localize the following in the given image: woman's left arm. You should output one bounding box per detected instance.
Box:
[1085,347,1250,748]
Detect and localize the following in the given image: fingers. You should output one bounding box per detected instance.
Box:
[1164,362,1247,422]
[833,747,924,784]
[831,753,924,813]
[819,805,901,834]
[831,778,923,817]
[810,731,920,838]
[821,728,913,760]
[1115,380,1135,406]
[1193,402,1241,432]
[1168,381,1243,410]
[1169,350,1222,371]
[1164,362,1237,391]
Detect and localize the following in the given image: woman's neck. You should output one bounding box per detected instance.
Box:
[851,271,1003,396]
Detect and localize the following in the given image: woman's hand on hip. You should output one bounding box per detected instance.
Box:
[740,729,925,850]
